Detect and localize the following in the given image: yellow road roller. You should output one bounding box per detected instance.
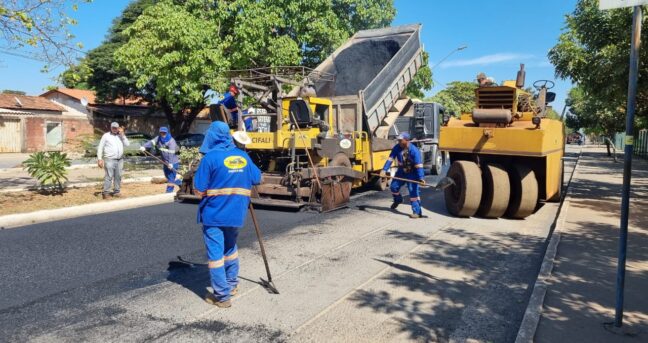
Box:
[439,65,564,219]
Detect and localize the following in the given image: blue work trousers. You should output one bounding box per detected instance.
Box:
[203,225,240,302]
[163,163,180,193]
[390,178,422,215]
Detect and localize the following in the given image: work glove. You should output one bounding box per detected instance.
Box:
[379,170,386,178]
[168,163,174,170]
[139,146,146,152]
[419,179,426,184]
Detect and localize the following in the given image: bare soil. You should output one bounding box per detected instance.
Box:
[0,182,168,216]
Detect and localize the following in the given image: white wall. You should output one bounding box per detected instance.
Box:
[44,93,91,118]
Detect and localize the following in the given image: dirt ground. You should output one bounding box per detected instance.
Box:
[0,182,168,216]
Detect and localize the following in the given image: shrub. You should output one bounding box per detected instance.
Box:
[23,152,71,191]
[178,146,202,176]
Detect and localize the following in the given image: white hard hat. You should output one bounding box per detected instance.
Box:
[232,131,252,145]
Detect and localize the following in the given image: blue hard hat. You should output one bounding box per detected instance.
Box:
[159,126,169,133]
[397,132,411,141]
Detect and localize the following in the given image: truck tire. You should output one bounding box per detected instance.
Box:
[444,161,482,217]
[506,164,538,219]
[430,145,443,175]
[330,153,352,169]
[477,163,510,218]
[369,175,388,191]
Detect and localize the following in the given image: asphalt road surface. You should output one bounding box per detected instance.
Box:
[0,202,315,310]
[0,147,579,342]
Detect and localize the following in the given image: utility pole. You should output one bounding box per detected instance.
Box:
[614,5,642,328]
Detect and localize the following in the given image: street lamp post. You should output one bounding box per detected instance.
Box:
[430,45,468,70]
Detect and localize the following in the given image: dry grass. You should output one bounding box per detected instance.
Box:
[0,182,169,216]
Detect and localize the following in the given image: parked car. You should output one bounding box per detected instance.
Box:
[85,132,153,156]
[175,133,205,149]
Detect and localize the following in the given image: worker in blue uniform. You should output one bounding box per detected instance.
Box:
[380,132,425,218]
[140,126,180,193]
[193,121,262,308]
[204,84,241,128]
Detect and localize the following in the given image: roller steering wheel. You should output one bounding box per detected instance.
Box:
[533,80,555,90]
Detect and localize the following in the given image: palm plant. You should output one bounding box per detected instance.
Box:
[23,152,71,192]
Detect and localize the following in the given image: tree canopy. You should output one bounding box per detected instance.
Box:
[60,0,434,133]
[60,0,155,102]
[548,0,648,135]
[427,81,477,116]
[0,0,92,68]
[110,0,403,133]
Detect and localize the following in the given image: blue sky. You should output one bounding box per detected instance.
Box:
[0,0,577,111]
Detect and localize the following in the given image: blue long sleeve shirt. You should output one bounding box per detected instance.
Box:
[220,93,239,122]
[194,148,262,227]
[143,136,179,164]
[382,143,425,180]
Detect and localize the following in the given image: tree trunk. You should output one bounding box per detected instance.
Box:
[160,98,204,135]
[605,139,611,157]
[177,106,203,135]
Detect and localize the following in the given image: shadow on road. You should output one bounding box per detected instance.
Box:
[348,227,545,342]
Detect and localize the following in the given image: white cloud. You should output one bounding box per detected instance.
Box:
[440,53,534,68]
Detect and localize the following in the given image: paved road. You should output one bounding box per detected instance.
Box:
[0,147,578,342]
[0,203,315,310]
[0,153,30,169]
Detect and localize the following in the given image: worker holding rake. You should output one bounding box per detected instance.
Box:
[140,127,181,193]
[193,121,262,308]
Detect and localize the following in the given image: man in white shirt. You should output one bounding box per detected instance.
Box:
[97,122,130,199]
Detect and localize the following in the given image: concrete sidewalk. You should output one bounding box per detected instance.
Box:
[534,147,648,342]
[0,163,162,192]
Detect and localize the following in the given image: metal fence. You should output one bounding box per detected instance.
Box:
[612,129,648,159]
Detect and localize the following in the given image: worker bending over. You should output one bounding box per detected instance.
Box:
[140,126,180,193]
[380,132,425,218]
[193,121,262,308]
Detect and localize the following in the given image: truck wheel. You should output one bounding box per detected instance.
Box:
[330,153,352,169]
[369,175,388,191]
[444,161,482,217]
[477,163,510,218]
[430,151,443,175]
[506,164,538,219]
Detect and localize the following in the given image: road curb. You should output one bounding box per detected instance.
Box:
[0,192,175,229]
[515,148,582,343]
[0,176,155,194]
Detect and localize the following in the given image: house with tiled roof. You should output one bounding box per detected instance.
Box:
[40,88,166,135]
[0,93,95,153]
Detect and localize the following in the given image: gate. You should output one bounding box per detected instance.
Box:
[0,118,22,152]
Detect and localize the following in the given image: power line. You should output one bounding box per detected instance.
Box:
[0,49,50,62]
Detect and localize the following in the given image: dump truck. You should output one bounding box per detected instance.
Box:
[439,65,564,219]
[176,24,426,211]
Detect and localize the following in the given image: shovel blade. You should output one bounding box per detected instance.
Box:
[434,177,455,190]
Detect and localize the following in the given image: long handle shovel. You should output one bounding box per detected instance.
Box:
[371,173,455,190]
[142,150,184,188]
[248,202,280,294]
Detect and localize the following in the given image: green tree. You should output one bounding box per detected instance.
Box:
[427,81,477,116]
[548,0,648,134]
[116,1,228,133]
[1,89,26,95]
[60,0,155,101]
[406,51,433,99]
[112,0,401,133]
[0,0,92,68]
